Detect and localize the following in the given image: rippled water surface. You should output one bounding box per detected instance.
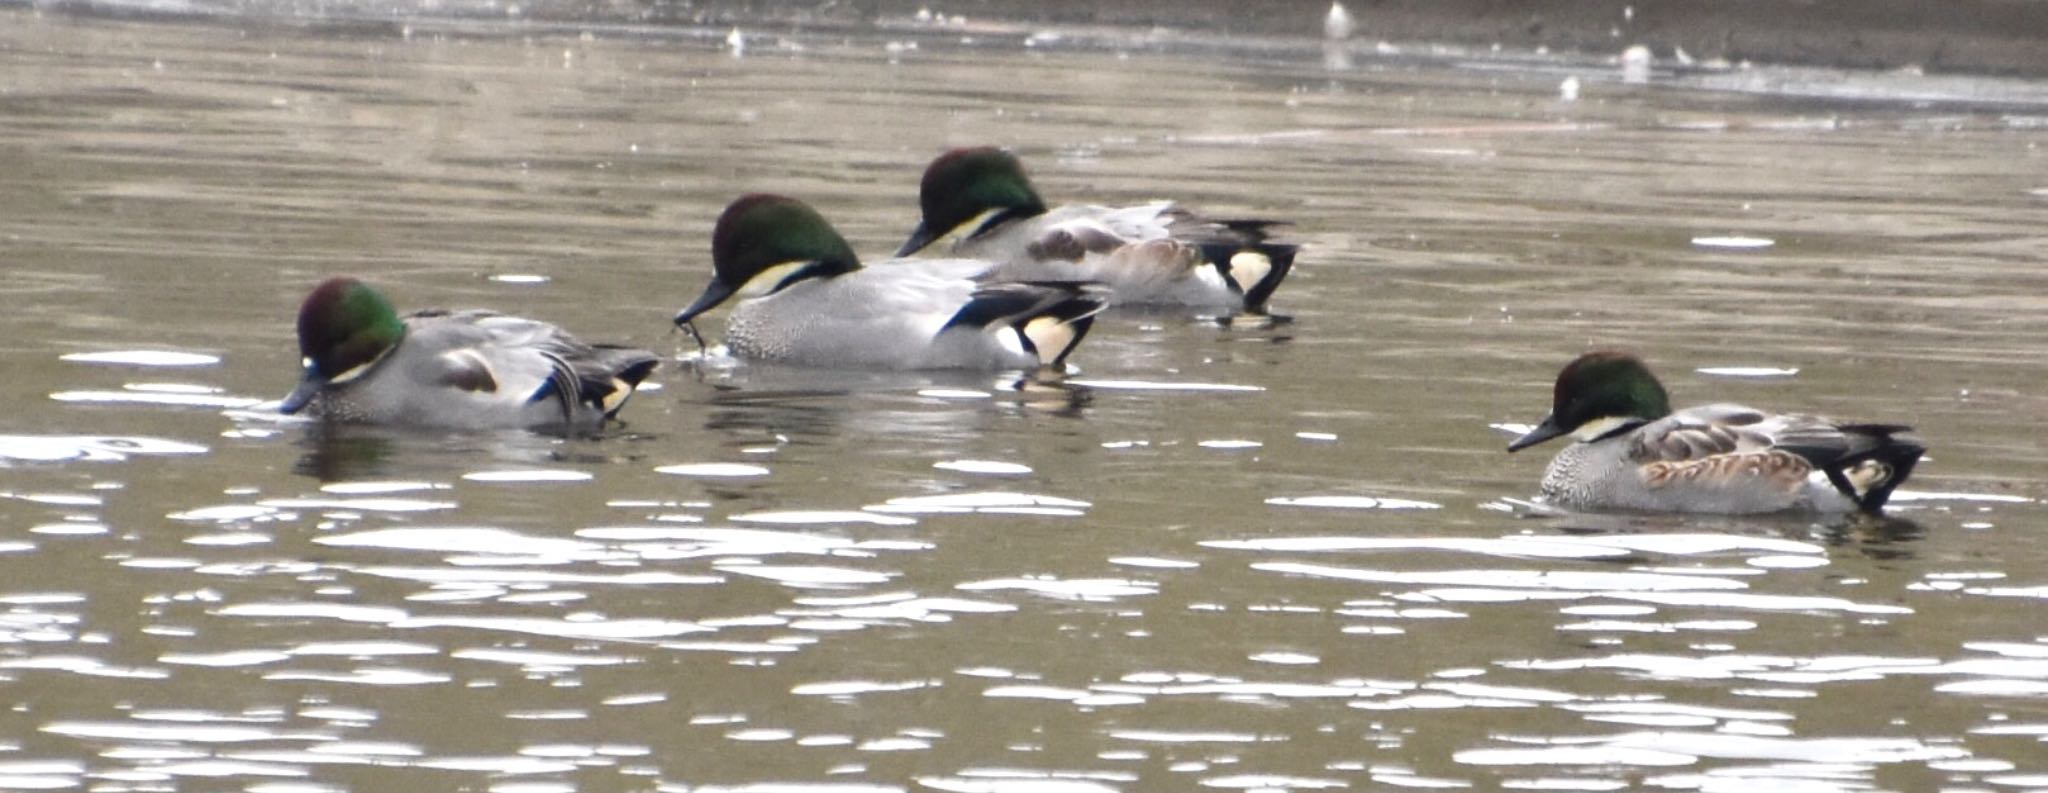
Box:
[4,11,2048,792]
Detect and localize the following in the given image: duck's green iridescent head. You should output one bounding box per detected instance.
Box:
[1508,351,1672,451]
[896,147,1049,256]
[281,276,404,414]
[674,193,862,326]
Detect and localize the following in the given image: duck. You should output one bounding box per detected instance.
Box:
[280,277,660,429]
[1505,351,1925,515]
[894,147,1298,314]
[673,193,1110,371]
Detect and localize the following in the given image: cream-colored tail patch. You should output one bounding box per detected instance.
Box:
[600,377,635,413]
[1229,251,1273,291]
[1022,316,1077,366]
[1842,460,1894,497]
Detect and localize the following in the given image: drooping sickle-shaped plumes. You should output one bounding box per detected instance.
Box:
[1508,351,1924,514]
[897,147,1298,313]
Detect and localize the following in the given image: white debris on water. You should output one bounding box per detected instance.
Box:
[1622,44,1653,84]
[1695,366,1800,378]
[1324,1,1354,41]
[1691,235,1775,249]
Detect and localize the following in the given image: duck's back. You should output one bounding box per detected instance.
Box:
[329,311,653,429]
[723,260,1040,370]
[1539,403,1857,514]
[961,203,1250,307]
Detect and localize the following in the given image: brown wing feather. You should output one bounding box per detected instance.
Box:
[1627,404,1816,494]
[1626,405,1774,462]
[436,349,500,393]
[1104,238,1203,278]
[1025,223,1128,262]
[1641,450,1814,493]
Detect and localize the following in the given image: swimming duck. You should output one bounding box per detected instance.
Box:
[673,193,1109,371]
[1506,351,1924,514]
[894,147,1297,313]
[280,277,660,429]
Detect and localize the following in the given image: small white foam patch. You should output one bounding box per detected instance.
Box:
[1691,235,1775,249]
[488,274,551,284]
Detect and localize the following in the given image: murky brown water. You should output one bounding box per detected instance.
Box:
[4,10,2048,792]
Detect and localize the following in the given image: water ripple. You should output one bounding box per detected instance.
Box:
[393,616,711,642]
[50,389,264,409]
[791,679,938,697]
[316,527,597,557]
[716,563,896,588]
[657,463,772,478]
[0,435,208,463]
[868,492,1091,516]
[934,460,1034,475]
[956,577,1157,601]
[42,721,327,743]
[1256,563,1748,592]
[734,511,920,526]
[919,776,1119,792]
[1263,496,1443,510]
[60,350,220,367]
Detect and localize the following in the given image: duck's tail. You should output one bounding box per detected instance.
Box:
[1818,424,1926,513]
[568,346,662,420]
[944,281,1112,368]
[1188,219,1298,313]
